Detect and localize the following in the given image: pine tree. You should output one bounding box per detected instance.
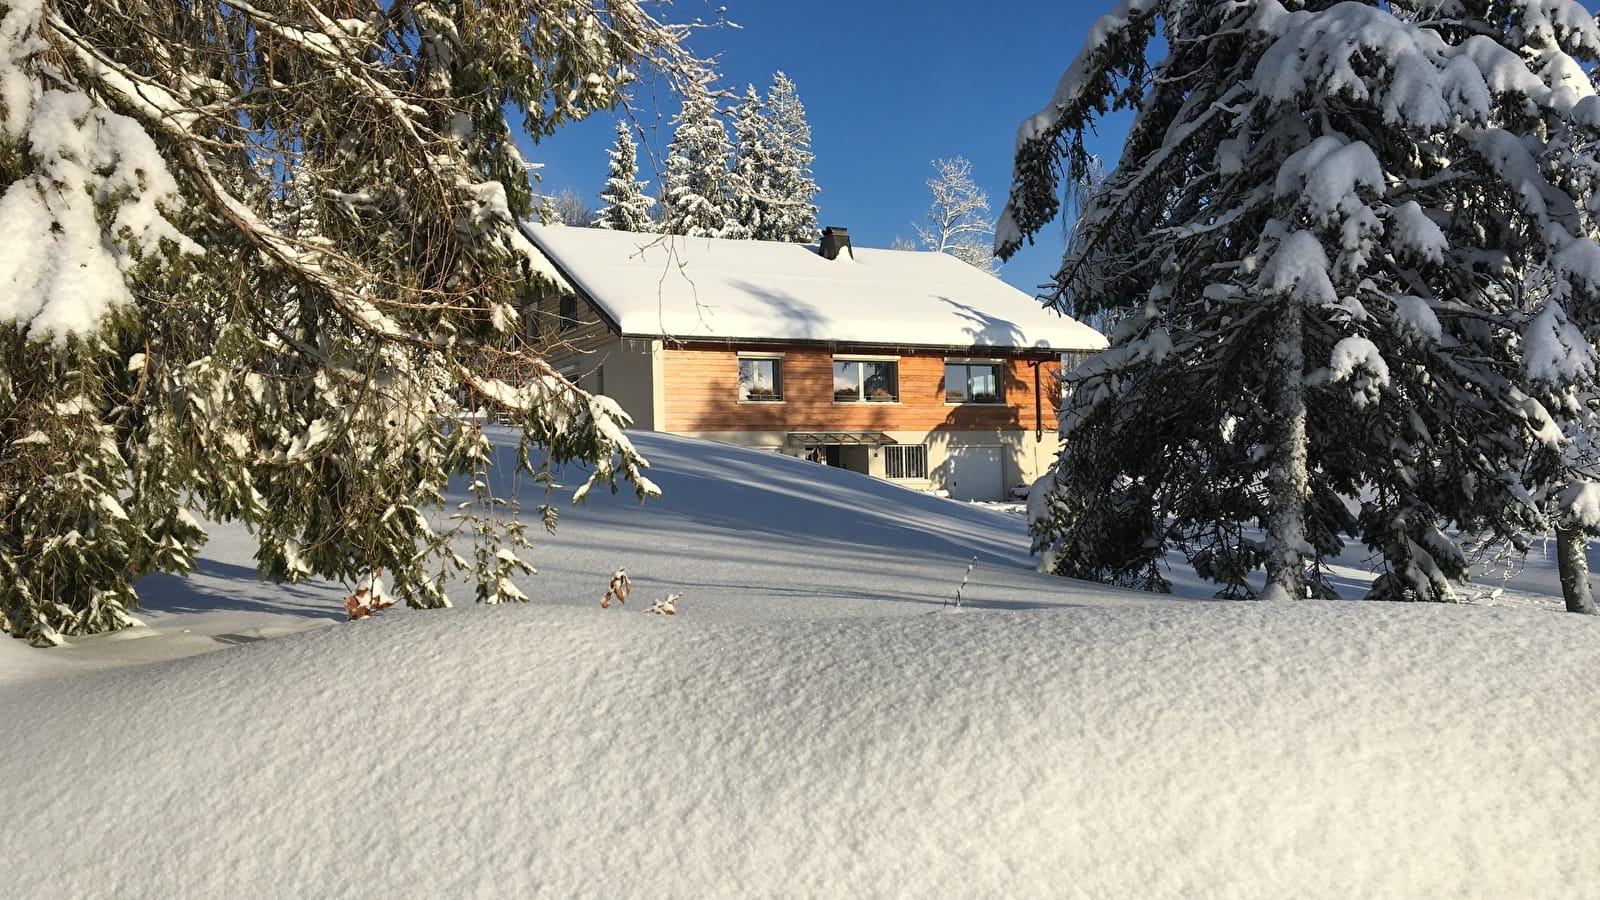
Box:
[918,157,1000,275]
[1520,264,1600,613]
[1000,0,1600,604]
[726,85,773,240]
[756,72,820,242]
[595,121,656,231]
[0,0,711,644]
[661,88,733,238]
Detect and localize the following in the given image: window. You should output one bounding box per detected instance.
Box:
[559,294,577,331]
[833,358,898,402]
[945,361,1003,404]
[738,356,783,402]
[884,444,928,480]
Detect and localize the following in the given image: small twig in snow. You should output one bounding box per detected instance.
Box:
[602,567,631,608]
[949,557,978,609]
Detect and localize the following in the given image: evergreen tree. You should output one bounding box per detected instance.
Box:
[726,85,773,240]
[595,121,656,231]
[662,88,734,237]
[0,0,711,644]
[757,72,820,242]
[1519,263,1600,613]
[1000,0,1600,604]
[918,157,1000,275]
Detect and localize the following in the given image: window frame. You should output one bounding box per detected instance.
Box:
[737,354,785,403]
[558,293,578,331]
[832,355,900,404]
[944,358,1005,405]
[883,444,928,480]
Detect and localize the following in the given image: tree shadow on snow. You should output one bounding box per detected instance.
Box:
[135,559,345,620]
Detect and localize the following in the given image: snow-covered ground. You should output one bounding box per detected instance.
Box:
[4,428,1598,897]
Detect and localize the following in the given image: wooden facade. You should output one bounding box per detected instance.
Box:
[522,280,616,359]
[660,342,1061,437]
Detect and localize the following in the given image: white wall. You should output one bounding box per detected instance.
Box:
[553,338,658,430]
[673,428,1063,501]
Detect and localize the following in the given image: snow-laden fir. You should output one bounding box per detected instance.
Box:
[660,70,819,241]
[662,87,737,238]
[753,71,821,243]
[1001,0,1600,611]
[0,0,712,643]
[594,120,656,232]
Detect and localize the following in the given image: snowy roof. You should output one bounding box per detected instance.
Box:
[523,224,1107,351]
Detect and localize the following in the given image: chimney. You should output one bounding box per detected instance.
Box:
[819,226,853,260]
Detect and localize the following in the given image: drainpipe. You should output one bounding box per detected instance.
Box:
[1029,359,1043,442]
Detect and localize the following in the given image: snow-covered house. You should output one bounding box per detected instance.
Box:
[520,223,1106,500]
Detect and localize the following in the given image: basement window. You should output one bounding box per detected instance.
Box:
[884,444,928,480]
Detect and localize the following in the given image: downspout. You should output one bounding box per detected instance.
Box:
[1030,359,1043,442]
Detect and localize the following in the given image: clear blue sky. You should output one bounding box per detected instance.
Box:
[516,1,1126,298]
[516,1,1600,299]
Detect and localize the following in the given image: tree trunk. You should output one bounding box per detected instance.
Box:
[1556,526,1597,614]
[1262,304,1310,601]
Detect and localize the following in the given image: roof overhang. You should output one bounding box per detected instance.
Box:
[657,336,1085,356]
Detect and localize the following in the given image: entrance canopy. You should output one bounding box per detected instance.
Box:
[787,431,894,446]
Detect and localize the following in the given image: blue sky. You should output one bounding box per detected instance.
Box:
[516,1,1600,299]
[516,1,1125,297]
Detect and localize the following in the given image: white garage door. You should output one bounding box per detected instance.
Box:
[947,446,1004,501]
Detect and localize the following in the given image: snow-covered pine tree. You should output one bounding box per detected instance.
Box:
[1001,0,1600,604]
[1520,263,1600,613]
[0,0,712,644]
[756,72,820,242]
[918,157,1001,275]
[595,121,656,231]
[661,88,734,238]
[726,85,774,240]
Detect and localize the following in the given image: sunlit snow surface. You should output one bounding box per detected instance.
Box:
[3,429,1598,897]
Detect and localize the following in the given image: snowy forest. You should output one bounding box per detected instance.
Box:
[583,71,820,240]
[588,76,999,271]
[8,0,1600,645]
[1002,0,1600,613]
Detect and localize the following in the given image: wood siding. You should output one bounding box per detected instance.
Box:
[662,343,1060,435]
[522,281,617,358]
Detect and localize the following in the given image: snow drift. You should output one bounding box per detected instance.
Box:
[5,598,1598,898]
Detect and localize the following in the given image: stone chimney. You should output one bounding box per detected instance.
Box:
[819,226,853,260]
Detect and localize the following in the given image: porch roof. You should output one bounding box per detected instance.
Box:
[787,431,896,446]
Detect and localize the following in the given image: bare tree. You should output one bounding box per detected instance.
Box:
[915,157,1000,275]
[543,189,596,227]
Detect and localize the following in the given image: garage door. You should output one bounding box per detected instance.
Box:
[947,446,1004,501]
